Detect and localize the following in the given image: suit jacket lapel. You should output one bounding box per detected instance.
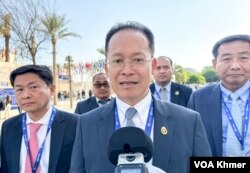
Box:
[11,115,23,172]
[98,100,116,159]
[170,82,180,104]
[152,98,174,171]
[88,97,99,110]
[48,110,66,173]
[209,84,222,155]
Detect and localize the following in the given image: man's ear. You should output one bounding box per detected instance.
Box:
[151,57,157,75]
[212,58,217,69]
[105,63,109,77]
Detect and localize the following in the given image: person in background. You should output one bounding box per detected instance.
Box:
[150,56,192,107]
[4,95,11,119]
[81,89,85,99]
[70,21,211,173]
[0,65,78,173]
[0,97,5,119]
[88,89,92,98]
[188,34,250,156]
[74,72,113,114]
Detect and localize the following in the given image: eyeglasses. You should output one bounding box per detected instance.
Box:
[106,55,151,68]
[94,82,110,89]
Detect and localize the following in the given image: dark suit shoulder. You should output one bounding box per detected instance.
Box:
[172,82,192,92]
[1,113,23,128]
[76,97,95,105]
[155,98,198,119]
[56,109,79,121]
[192,83,219,96]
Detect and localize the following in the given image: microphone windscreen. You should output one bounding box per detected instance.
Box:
[106,126,153,165]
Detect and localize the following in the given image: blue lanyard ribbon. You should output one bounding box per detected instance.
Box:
[223,93,250,150]
[22,107,56,173]
[114,101,154,136]
[154,90,161,100]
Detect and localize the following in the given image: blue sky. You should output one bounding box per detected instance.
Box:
[29,0,250,71]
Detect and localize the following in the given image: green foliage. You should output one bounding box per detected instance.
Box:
[186,73,206,84]
[173,64,188,84]
[201,66,219,83]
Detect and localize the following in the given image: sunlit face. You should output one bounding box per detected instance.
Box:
[212,40,250,91]
[13,73,55,120]
[152,57,173,87]
[93,74,111,100]
[105,30,152,106]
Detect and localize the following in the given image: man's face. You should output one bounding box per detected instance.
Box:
[105,30,152,106]
[213,40,250,91]
[13,72,54,118]
[152,58,173,86]
[93,74,111,100]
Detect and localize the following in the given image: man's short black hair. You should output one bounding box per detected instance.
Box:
[92,72,107,82]
[212,34,250,58]
[105,21,155,57]
[10,65,53,87]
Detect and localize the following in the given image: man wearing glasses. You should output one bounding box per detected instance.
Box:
[74,72,112,114]
[70,21,211,173]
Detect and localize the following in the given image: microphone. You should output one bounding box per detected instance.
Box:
[106,126,153,166]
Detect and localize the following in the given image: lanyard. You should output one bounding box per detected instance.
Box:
[114,101,154,136]
[223,94,250,150]
[154,91,161,100]
[22,107,56,173]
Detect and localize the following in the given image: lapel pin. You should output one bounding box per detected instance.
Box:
[175,91,180,95]
[161,126,168,135]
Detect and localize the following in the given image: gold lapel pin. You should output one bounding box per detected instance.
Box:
[175,91,180,95]
[161,126,168,135]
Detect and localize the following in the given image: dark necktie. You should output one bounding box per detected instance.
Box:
[125,107,137,127]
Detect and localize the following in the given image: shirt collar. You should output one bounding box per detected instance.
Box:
[26,105,53,125]
[96,97,111,102]
[220,80,250,101]
[155,82,171,92]
[116,90,152,124]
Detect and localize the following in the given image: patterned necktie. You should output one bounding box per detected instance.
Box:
[160,88,168,101]
[125,107,137,127]
[25,123,42,173]
[226,93,242,156]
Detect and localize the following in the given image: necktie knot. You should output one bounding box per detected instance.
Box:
[125,107,137,126]
[98,99,110,105]
[160,87,168,101]
[230,93,240,101]
[160,87,166,91]
[29,123,41,135]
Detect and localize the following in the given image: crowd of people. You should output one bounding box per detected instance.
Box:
[0,21,250,173]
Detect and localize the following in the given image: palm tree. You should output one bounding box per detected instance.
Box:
[97,48,105,55]
[1,15,11,62]
[40,13,80,105]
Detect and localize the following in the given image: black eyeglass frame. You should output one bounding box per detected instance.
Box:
[94,82,110,89]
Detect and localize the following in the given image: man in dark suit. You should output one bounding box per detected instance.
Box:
[188,35,250,157]
[150,56,192,107]
[74,72,113,114]
[70,21,211,173]
[0,65,78,173]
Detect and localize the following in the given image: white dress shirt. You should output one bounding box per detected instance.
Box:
[20,105,53,173]
[154,82,171,102]
[116,91,166,173]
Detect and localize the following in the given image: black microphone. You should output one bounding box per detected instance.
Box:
[106,126,153,166]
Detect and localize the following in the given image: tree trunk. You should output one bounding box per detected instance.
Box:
[4,36,10,62]
[52,35,58,105]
